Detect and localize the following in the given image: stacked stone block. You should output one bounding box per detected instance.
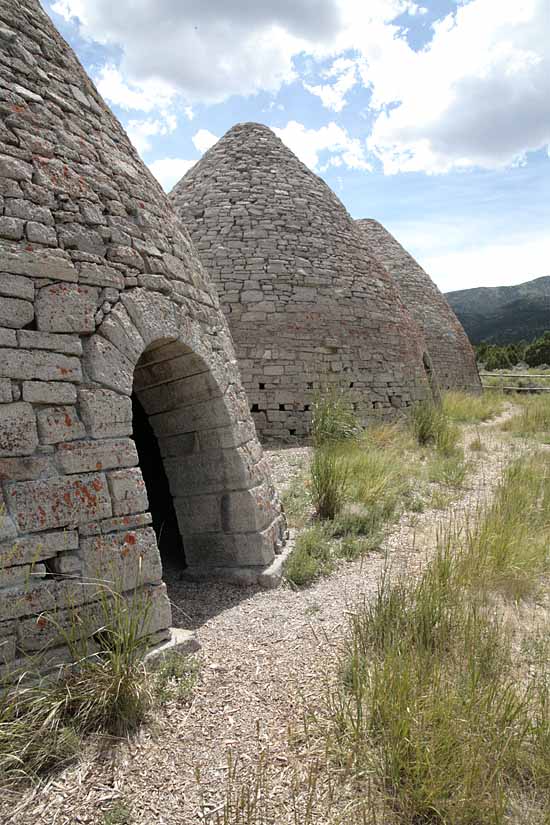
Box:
[356,220,481,393]
[0,1,285,676]
[170,123,433,441]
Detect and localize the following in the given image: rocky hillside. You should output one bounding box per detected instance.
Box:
[446,276,550,344]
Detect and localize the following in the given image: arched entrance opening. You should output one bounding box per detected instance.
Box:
[423,352,441,405]
[131,392,186,569]
[127,332,281,580]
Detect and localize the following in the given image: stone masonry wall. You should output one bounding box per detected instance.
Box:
[171,123,433,441]
[0,2,285,676]
[356,220,481,393]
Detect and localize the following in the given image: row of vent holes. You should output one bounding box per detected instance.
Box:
[250,403,311,413]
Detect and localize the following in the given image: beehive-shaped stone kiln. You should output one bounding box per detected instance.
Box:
[356,220,481,393]
[0,1,285,674]
[171,123,433,441]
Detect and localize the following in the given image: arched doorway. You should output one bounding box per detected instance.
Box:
[131,392,185,569]
[84,289,286,584]
[423,352,441,405]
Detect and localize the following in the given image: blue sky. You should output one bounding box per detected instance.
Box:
[46,0,550,293]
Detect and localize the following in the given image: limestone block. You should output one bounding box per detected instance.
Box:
[49,553,81,575]
[0,402,38,456]
[0,154,32,181]
[133,350,205,393]
[80,527,161,591]
[0,378,12,402]
[0,453,56,482]
[107,467,148,516]
[5,199,54,225]
[5,472,112,533]
[0,489,17,542]
[22,381,77,405]
[58,224,106,255]
[121,289,181,348]
[222,484,275,532]
[26,222,57,246]
[0,273,34,301]
[0,348,82,382]
[56,437,138,474]
[94,512,152,535]
[17,330,82,355]
[16,588,98,650]
[78,388,132,438]
[0,328,17,347]
[35,283,98,333]
[0,249,77,282]
[174,493,221,535]
[0,580,56,622]
[0,296,34,328]
[98,303,145,364]
[153,397,231,441]
[107,245,144,270]
[137,370,217,416]
[0,562,46,588]
[0,530,78,566]
[78,263,124,289]
[183,525,275,569]
[36,405,86,444]
[82,335,133,395]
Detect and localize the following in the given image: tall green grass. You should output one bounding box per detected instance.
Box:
[0,585,181,783]
[442,390,505,424]
[310,385,360,447]
[501,395,550,440]
[323,452,550,823]
[409,400,460,456]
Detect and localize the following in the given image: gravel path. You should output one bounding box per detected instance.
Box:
[3,411,527,825]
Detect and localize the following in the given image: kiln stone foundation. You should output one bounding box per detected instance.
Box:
[171,123,433,441]
[0,1,285,675]
[356,220,481,393]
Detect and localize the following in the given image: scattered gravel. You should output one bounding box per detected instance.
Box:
[2,409,529,825]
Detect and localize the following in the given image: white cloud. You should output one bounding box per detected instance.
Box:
[126,116,177,155]
[386,219,550,292]
[148,158,197,192]
[426,234,550,292]
[94,64,177,113]
[273,120,371,171]
[303,57,359,112]
[192,129,219,153]
[184,106,195,121]
[50,0,550,176]
[363,0,550,173]
[51,0,344,103]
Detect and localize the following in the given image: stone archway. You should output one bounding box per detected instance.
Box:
[85,289,286,581]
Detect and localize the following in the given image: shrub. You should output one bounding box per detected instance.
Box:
[310,385,360,447]
[0,585,157,783]
[310,447,348,520]
[284,525,333,586]
[410,401,459,456]
[525,331,550,367]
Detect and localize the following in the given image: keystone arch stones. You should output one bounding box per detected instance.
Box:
[0,1,285,675]
[171,122,434,442]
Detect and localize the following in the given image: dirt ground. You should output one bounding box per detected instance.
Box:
[1,410,528,825]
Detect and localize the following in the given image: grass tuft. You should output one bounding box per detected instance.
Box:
[310,385,360,447]
[284,525,334,586]
[409,401,459,456]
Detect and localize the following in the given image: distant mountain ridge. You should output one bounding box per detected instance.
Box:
[445,276,550,344]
